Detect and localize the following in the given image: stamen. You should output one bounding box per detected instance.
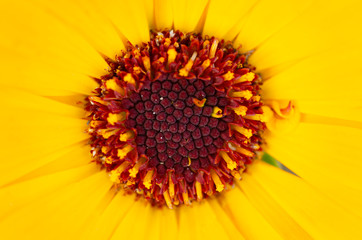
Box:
[129,157,146,178]
[209,39,219,58]
[195,181,203,200]
[163,190,173,209]
[210,169,224,192]
[234,72,255,83]
[222,71,235,81]
[143,169,154,189]
[211,107,223,118]
[119,130,134,142]
[123,73,136,86]
[179,52,197,77]
[219,151,237,170]
[234,106,248,116]
[117,144,133,159]
[192,98,206,107]
[229,90,253,100]
[167,48,177,64]
[231,125,253,138]
[105,78,123,94]
[107,112,126,125]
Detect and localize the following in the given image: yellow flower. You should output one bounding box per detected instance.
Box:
[1,0,362,239]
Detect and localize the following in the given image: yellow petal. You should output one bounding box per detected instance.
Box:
[246,161,362,239]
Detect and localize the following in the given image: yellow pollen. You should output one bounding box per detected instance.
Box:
[229,90,253,100]
[105,78,123,93]
[179,52,197,77]
[201,59,211,69]
[101,146,111,154]
[222,71,235,81]
[192,98,206,107]
[220,151,237,170]
[117,144,133,159]
[168,172,175,199]
[143,169,154,189]
[132,49,141,58]
[163,190,173,209]
[210,169,224,192]
[126,179,135,186]
[182,192,191,205]
[210,39,219,58]
[129,157,146,178]
[142,56,151,72]
[123,73,135,85]
[105,157,113,164]
[234,72,255,83]
[164,38,171,47]
[212,106,223,118]
[234,105,248,116]
[119,130,134,142]
[232,125,253,138]
[97,129,118,139]
[107,112,126,125]
[167,48,177,64]
[251,95,261,102]
[195,181,203,200]
[237,63,243,68]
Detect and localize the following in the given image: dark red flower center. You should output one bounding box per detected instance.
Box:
[122,76,232,184]
[85,30,265,208]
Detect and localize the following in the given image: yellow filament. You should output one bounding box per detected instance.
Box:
[234,145,254,157]
[234,106,248,116]
[252,95,261,102]
[89,96,108,106]
[163,191,173,209]
[119,130,134,142]
[220,151,237,170]
[211,106,223,118]
[105,78,123,94]
[234,72,255,83]
[105,157,113,164]
[117,144,133,159]
[201,59,211,70]
[129,157,146,178]
[179,52,197,77]
[142,56,151,72]
[109,161,129,183]
[143,170,154,189]
[229,90,253,100]
[123,73,135,85]
[168,172,175,199]
[210,169,224,192]
[244,114,266,122]
[192,98,206,107]
[195,181,203,200]
[210,39,219,58]
[107,112,126,125]
[222,71,234,81]
[182,192,191,205]
[232,125,253,138]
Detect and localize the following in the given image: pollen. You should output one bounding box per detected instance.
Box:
[85,30,265,208]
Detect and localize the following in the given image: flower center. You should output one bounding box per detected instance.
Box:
[85,30,266,208]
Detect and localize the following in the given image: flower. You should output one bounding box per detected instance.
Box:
[0,0,361,239]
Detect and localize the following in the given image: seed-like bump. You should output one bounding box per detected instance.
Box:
[218,98,228,107]
[210,128,220,138]
[166,115,176,124]
[202,106,212,116]
[162,81,172,90]
[179,90,188,100]
[201,126,210,136]
[190,115,200,125]
[185,141,195,151]
[152,104,164,114]
[174,100,185,110]
[172,133,182,143]
[147,130,156,138]
[194,80,204,90]
[186,85,196,95]
[169,91,178,101]
[121,98,134,109]
[156,112,166,121]
[130,93,141,103]
[173,110,183,120]
[178,147,188,157]
[149,157,159,167]
[153,121,160,131]
[187,123,196,131]
[208,118,218,128]
[151,93,160,104]
[158,153,168,162]
[152,82,162,93]
[155,132,165,143]
[184,107,193,117]
[136,115,146,125]
[164,131,172,140]
[159,89,168,97]
[192,128,202,139]
[203,136,213,146]
[165,158,174,168]
[157,143,167,152]
[206,96,218,106]
[199,147,208,157]
[195,90,206,99]
[199,116,209,126]
[193,106,202,116]
[172,83,182,92]
[194,138,204,149]
[184,169,195,183]
[161,98,171,108]
[165,106,175,115]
